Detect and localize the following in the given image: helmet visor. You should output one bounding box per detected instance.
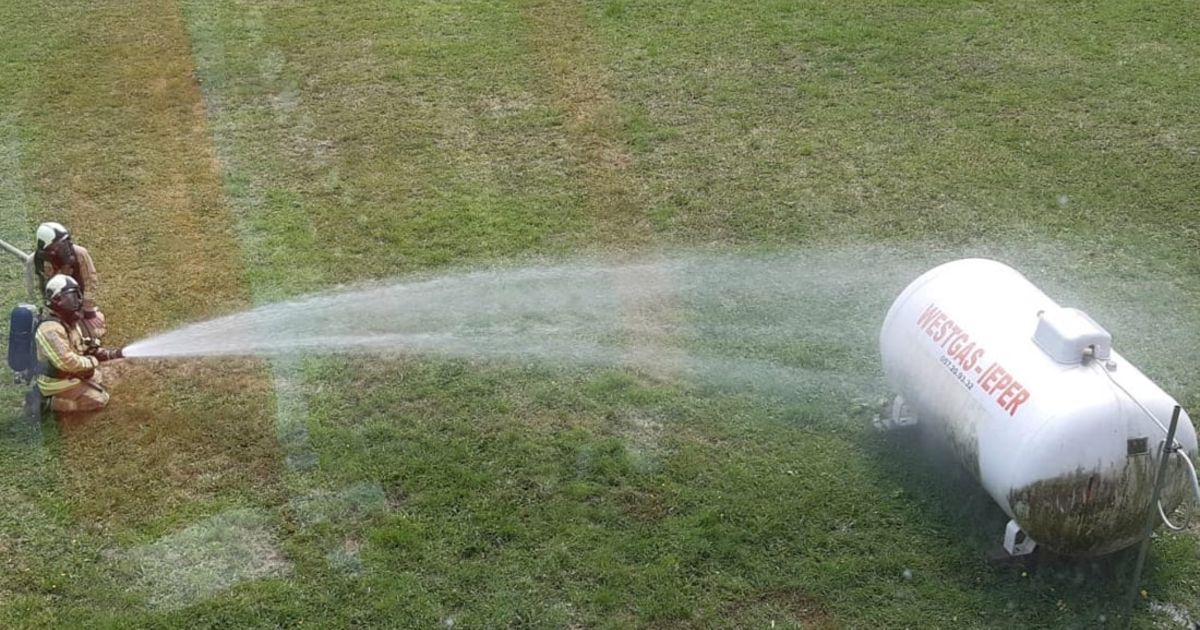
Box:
[55,287,82,313]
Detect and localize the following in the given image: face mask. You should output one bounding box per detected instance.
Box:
[48,240,77,269]
[55,290,83,316]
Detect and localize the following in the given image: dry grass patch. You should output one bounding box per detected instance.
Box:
[6,0,283,536]
[56,360,281,531]
[721,588,837,629]
[522,0,653,246]
[28,1,247,338]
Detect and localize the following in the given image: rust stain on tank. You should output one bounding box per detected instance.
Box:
[1008,453,1191,556]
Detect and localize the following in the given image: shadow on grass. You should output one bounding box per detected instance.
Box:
[857,425,1160,627]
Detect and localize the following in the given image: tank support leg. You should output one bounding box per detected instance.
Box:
[874,395,918,431]
[1002,520,1037,556]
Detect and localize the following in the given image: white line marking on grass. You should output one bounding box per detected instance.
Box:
[289,481,389,526]
[0,115,44,443]
[178,0,395,596]
[123,508,289,610]
[1149,600,1197,628]
[273,358,318,471]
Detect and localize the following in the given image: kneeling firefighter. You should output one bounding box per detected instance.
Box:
[35,275,123,413]
[34,222,106,342]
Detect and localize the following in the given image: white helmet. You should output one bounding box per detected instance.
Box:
[36,222,70,251]
[44,274,81,305]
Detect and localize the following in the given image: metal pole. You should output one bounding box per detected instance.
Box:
[22,257,36,304]
[0,237,29,261]
[0,237,37,303]
[1123,405,1182,628]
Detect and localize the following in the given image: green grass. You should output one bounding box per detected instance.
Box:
[1,0,1199,627]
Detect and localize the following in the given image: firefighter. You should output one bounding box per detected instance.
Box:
[35,275,123,413]
[33,221,106,341]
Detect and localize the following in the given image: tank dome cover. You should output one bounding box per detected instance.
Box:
[1033,307,1112,364]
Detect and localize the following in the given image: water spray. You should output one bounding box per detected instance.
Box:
[119,252,913,399]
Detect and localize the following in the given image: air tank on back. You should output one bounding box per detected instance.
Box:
[880,258,1198,556]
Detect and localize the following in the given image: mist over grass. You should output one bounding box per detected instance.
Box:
[1,0,1198,627]
[124,242,1200,408]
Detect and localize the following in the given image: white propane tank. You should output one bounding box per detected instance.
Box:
[880,258,1198,556]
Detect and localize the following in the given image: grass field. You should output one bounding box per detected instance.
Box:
[1,0,1198,627]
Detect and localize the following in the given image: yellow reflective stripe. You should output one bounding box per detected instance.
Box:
[34,328,67,370]
[37,375,81,395]
[34,323,97,372]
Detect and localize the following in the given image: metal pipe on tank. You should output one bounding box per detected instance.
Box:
[1124,406,1182,626]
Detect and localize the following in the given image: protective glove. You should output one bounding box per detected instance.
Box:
[92,347,124,362]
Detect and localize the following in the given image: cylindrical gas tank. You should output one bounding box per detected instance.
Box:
[880,258,1198,556]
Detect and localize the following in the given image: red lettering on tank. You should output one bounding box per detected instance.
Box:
[942,326,964,350]
[917,303,940,328]
[938,319,955,343]
[952,339,975,366]
[978,362,995,382]
[990,371,1013,395]
[997,381,1022,407]
[963,346,983,371]
[955,343,974,369]
[912,303,1032,418]
[1006,388,1031,415]
[979,364,1001,391]
[947,334,965,356]
[928,313,948,339]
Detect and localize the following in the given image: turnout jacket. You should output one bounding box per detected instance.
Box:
[34,317,100,396]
